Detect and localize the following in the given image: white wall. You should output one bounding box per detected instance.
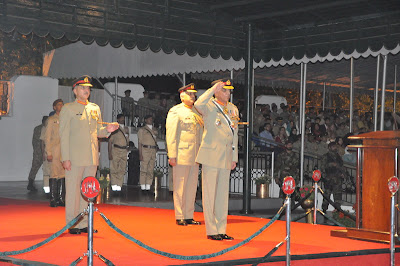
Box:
[0,76,59,181]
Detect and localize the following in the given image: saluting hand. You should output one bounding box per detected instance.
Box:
[106,122,119,133]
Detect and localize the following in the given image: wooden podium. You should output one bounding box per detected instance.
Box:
[331,131,400,243]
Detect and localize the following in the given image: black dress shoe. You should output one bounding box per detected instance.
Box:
[185,219,201,225]
[207,235,223,241]
[176,219,188,226]
[80,227,98,233]
[219,234,234,240]
[69,228,81,235]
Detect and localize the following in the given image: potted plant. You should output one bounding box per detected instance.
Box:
[255,174,272,198]
[96,168,111,204]
[332,210,356,228]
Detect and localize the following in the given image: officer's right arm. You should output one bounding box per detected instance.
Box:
[194,82,222,116]
[166,108,179,161]
[59,106,71,169]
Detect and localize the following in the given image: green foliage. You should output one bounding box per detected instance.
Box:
[255,174,272,185]
[332,210,356,228]
[154,169,164,178]
[297,185,315,201]
[97,175,110,189]
[99,167,110,177]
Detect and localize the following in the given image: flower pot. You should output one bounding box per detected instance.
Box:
[300,198,314,224]
[95,187,110,204]
[256,184,269,198]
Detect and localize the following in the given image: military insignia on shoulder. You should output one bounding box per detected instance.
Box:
[91,110,99,121]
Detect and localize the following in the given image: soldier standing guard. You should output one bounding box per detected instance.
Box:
[275,140,300,199]
[27,116,48,191]
[59,75,119,234]
[195,79,239,241]
[108,114,129,192]
[121,90,134,126]
[45,99,66,207]
[166,83,203,226]
[137,114,158,192]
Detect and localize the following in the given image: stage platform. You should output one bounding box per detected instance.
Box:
[0,195,398,265]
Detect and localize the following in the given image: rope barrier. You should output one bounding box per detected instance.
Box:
[252,240,285,266]
[97,253,115,266]
[317,209,345,227]
[292,210,311,222]
[99,206,286,260]
[318,186,356,221]
[0,213,85,256]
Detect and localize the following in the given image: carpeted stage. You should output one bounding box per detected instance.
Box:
[0,197,398,265]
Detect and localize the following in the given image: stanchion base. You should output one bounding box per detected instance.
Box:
[331,228,400,244]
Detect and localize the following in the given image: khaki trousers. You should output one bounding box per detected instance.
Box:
[110,148,127,187]
[65,165,97,229]
[173,164,199,220]
[51,146,65,179]
[139,148,156,185]
[202,165,230,236]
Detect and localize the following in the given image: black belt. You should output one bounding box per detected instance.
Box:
[142,145,157,149]
[114,144,128,149]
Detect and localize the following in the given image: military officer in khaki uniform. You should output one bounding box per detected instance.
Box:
[195,79,239,241]
[45,99,65,207]
[138,114,158,192]
[60,75,119,234]
[108,114,129,192]
[166,83,203,226]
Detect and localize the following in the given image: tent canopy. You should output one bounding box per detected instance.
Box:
[2,0,400,63]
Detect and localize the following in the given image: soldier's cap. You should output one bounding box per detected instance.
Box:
[328,142,337,148]
[53,99,63,107]
[72,75,93,89]
[276,117,283,121]
[211,78,234,89]
[144,114,153,120]
[178,83,197,93]
[124,90,131,94]
[117,114,124,119]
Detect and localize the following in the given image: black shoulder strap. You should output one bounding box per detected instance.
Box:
[143,126,158,147]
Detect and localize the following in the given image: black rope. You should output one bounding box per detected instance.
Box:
[292,210,311,222]
[317,209,345,227]
[318,187,356,221]
[252,240,285,266]
[97,253,115,266]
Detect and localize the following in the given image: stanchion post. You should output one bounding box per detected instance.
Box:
[88,202,94,266]
[312,170,321,225]
[388,176,399,266]
[282,176,295,266]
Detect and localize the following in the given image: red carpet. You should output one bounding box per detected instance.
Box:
[0,197,398,265]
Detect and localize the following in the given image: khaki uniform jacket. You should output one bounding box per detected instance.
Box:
[194,88,239,170]
[59,100,109,166]
[109,127,129,148]
[45,113,61,157]
[166,103,203,166]
[137,125,158,146]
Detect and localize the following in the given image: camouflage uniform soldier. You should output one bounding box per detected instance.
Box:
[275,141,299,199]
[321,142,344,212]
[27,116,48,191]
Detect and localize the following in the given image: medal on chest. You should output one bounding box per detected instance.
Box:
[91,110,99,121]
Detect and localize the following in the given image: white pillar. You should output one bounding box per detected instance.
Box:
[374,56,381,131]
[349,58,354,133]
[380,55,388,131]
[300,63,307,187]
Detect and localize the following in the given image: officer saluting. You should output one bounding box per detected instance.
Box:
[59,75,119,234]
[195,79,239,241]
[166,83,203,226]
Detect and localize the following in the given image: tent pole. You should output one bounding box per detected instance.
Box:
[183,73,186,86]
[299,65,304,130]
[114,77,118,122]
[380,55,388,131]
[374,56,381,131]
[394,65,397,113]
[350,57,354,133]
[230,69,234,103]
[300,63,307,187]
[323,82,326,111]
[241,22,253,214]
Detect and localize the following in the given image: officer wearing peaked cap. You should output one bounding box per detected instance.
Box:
[166,83,203,226]
[194,78,238,241]
[59,75,119,234]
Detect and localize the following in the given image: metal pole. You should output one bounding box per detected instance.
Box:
[390,194,395,266]
[299,64,304,130]
[114,77,118,122]
[380,55,388,131]
[322,82,326,111]
[394,65,397,113]
[356,148,361,229]
[183,73,186,86]
[87,202,94,266]
[300,63,307,187]
[350,58,354,133]
[230,69,234,103]
[271,151,275,190]
[374,56,381,131]
[313,182,318,224]
[241,22,254,214]
[286,197,291,266]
